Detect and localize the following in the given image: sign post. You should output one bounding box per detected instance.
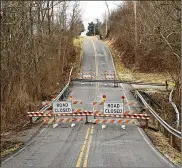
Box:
[121,96,125,114]
[103,95,106,119]
[69,96,73,125]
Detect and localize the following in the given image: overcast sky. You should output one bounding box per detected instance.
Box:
[80,1,123,35]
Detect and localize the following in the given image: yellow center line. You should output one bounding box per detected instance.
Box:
[90,39,98,78]
[83,125,94,167]
[90,38,100,112]
[76,126,91,168]
[76,38,96,167]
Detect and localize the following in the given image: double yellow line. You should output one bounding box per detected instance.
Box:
[76,125,94,167]
[76,38,98,167]
[90,39,100,95]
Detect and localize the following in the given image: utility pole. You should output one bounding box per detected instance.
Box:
[94,23,95,36]
[105,12,107,37]
[105,1,110,38]
[134,1,137,60]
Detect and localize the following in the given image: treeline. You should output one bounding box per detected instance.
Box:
[101,1,180,103]
[86,19,101,36]
[1,1,84,131]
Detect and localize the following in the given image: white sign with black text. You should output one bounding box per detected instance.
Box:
[104,103,123,115]
[53,101,72,113]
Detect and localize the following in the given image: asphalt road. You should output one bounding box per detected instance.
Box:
[1,36,177,168]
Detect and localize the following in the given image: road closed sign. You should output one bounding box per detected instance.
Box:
[104,103,123,115]
[53,101,72,113]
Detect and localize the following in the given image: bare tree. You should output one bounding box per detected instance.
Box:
[1,0,84,132]
[101,0,180,105]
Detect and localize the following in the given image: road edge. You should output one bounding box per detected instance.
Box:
[137,127,180,168]
[1,122,45,165]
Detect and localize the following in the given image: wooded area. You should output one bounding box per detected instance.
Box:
[86,19,101,36]
[1,1,84,131]
[101,1,181,107]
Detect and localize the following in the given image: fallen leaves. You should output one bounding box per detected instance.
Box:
[144,129,181,165]
[1,141,23,159]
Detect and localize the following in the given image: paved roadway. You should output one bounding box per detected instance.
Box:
[1,37,177,168]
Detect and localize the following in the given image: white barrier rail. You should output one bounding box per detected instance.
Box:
[135,90,181,139]
[169,88,180,129]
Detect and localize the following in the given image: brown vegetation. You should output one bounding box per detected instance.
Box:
[144,128,181,165]
[101,1,180,115]
[1,1,84,132]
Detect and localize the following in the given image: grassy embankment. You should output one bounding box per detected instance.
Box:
[105,40,174,87]
[72,36,84,76]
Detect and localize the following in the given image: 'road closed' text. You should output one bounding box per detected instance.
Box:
[53,101,72,113]
[104,103,123,115]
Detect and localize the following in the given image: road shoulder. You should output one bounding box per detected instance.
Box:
[1,121,43,162]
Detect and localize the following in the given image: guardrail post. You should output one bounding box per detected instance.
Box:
[29,117,33,124]
[156,120,160,131]
[163,126,168,137]
[170,134,176,148]
[151,114,155,126]
[165,80,168,91]
[85,115,88,124]
[145,119,148,129]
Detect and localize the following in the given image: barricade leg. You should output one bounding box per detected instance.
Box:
[85,115,88,124]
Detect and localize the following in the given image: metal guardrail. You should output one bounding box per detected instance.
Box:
[72,78,166,86]
[135,90,181,139]
[39,67,73,112]
[169,88,180,129]
[24,67,73,126]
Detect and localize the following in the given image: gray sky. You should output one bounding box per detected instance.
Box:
[80,1,123,35]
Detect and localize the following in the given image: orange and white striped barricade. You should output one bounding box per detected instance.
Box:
[92,118,137,125]
[69,98,83,113]
[52,101,73,127]
[91,101,137,107]
[26,110,53,123]
[94,113,149,119]
[77,70,96,80]
[72,100,83,105]
[43,117,84,125]
[101,71,115,83]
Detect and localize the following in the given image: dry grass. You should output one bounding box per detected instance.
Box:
[105,40,174,86]
[144,129,181,165]
[73,36,83,48]
[72,36,84,76]
[1,141,23,159]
